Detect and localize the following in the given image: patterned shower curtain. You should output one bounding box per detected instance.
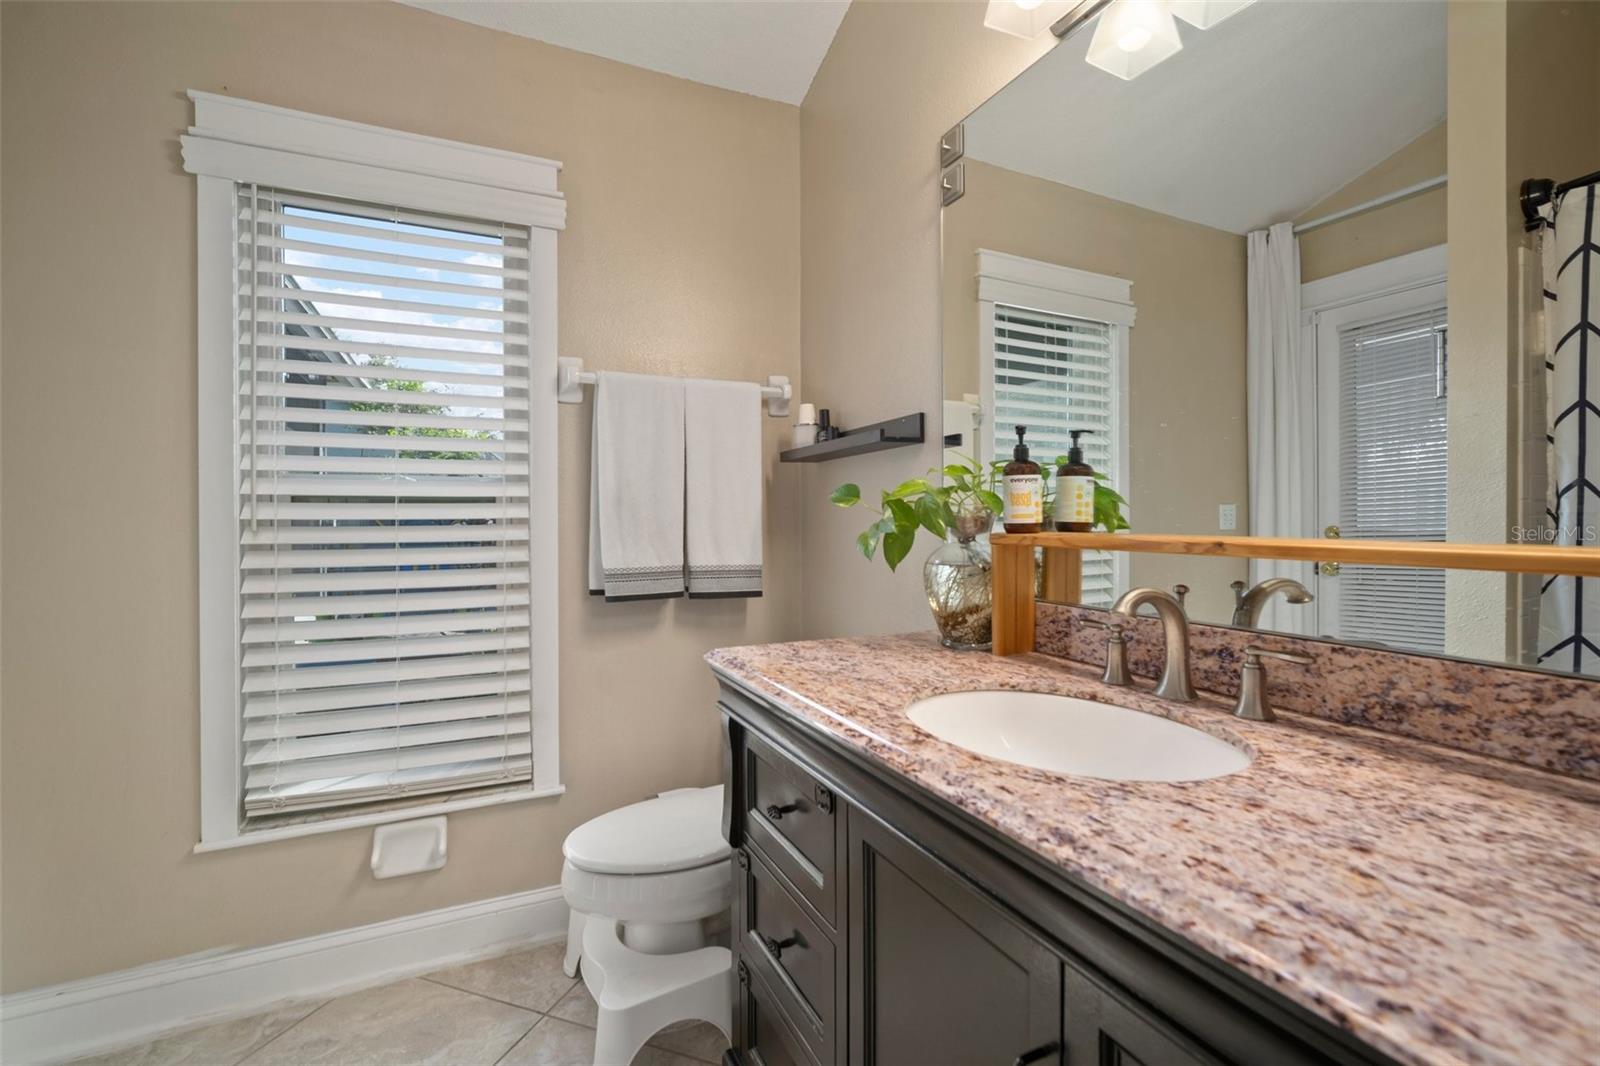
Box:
[1537,184,1599,676]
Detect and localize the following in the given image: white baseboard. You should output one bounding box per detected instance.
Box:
[0,885,568,1066]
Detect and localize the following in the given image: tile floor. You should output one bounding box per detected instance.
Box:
[70,940,729,1066]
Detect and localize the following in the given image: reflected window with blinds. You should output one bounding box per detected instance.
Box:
[991,304,1122,607]
[1335,306,1449,653]
[236,186,535,825]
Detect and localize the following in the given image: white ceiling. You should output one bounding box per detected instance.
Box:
[400,0,850,105]
[964,0,1447,234]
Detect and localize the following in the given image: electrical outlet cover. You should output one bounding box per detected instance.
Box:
[1218,503,1238,531]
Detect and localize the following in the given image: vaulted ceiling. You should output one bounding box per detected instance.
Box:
[964,0,1447,234]
[400,0,850,105]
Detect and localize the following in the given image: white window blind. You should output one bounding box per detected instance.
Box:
[1336,306,1448,653]
[992,304,1119,606]
[236,185,535,823]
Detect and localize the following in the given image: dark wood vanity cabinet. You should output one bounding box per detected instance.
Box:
[846,805,1064,1065]
[719,680,1397,1066]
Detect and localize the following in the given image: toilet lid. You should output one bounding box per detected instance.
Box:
[563,785,731,875]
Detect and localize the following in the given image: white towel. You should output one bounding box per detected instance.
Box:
[588,371,686,601]
[685,378,763,597]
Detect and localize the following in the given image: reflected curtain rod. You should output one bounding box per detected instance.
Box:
[1520,168,1600,230]
[1291,175,1447,236]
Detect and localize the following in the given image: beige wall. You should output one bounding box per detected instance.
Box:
[798,2,1050,638]
[1444,0,1600,660]
[941,161,1249,619]
[1297,123,1448,284]
[0,1,801,992]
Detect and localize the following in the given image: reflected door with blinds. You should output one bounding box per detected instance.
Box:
[236,186,534,824]
[1314,291,1448,653]
[987,303,1124,606]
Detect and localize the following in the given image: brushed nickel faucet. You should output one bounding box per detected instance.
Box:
[1232,646,1314,721]
[1229,578,1314,628]
[1079,616,1131,686]
[1111,587,1196,702]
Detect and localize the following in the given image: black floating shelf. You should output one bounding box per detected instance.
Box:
[780,413,925,463]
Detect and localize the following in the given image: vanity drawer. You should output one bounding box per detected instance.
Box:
[743,732,839,924]
[735,957,820,1066]
[738,846,836,1061]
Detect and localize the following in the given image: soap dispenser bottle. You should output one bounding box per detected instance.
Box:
[1002,425,1044,533]
[1054,429,1096,532]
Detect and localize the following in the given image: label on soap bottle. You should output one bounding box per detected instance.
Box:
[1003,474,1043,524]
[1056,475,1095,525]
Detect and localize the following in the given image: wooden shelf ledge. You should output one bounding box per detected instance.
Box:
[988,532,1600,578]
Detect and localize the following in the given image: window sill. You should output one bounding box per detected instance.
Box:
[193,783,566,854]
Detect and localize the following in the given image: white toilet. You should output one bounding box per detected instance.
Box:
[561,786,733,1065]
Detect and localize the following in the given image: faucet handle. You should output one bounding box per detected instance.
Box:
[1079,616,1131,687]
[1233,646,1313,722]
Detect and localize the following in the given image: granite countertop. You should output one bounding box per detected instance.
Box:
[706,634,1600,1066]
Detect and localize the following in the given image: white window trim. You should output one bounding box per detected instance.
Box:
[1300,243,1446,318]
[976,249,1138,329]
[975,250,1133,598]
[184,93,565,850]
[1298,244,1447,538]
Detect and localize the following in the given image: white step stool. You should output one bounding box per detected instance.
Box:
[579,914,732,1065]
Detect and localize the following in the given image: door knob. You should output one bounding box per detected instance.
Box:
[1321,526,1342,575]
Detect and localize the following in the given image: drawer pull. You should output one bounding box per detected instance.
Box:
[1013,1040,1060,1066]
[759,931,800,959]
[764,801,801,820]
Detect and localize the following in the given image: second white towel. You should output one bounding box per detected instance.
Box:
[685,378,763,597]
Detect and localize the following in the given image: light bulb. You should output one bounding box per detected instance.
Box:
[1013,0,1044,9]
[1085,0,1183,79]
[1117,25,1152,51]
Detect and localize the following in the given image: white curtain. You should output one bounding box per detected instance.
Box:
[1537,185,1600,675]
[1246,222,1315,633]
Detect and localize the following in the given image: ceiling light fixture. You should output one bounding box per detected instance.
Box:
[1169,0,1255,30]
[1085,0,1183,80]
[982,0,1077,39]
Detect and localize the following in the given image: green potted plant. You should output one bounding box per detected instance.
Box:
[832,454,1127,650]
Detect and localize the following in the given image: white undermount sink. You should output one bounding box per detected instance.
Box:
[905,691,1251,783]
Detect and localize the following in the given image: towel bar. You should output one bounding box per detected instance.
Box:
[557,357,791,417]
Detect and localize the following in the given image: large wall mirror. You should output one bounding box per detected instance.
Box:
[941,0,1599,675]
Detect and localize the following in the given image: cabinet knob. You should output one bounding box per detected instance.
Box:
[764,801,800,821]
[1013,1040,1061,1066]
[759,931,800,959]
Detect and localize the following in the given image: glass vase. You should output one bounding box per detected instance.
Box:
[924,513,994,651]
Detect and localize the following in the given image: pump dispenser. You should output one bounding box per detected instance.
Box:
[1054,429,1096,532]
[1002,425,1044,533]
